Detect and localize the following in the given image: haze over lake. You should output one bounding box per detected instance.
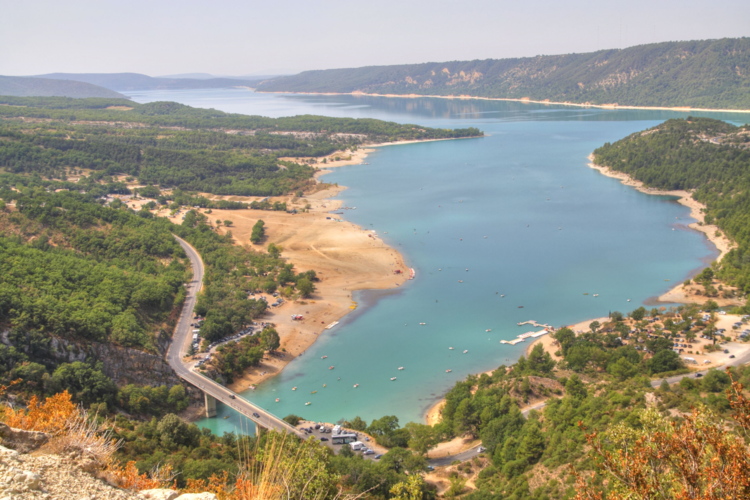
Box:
[127,89,750,431]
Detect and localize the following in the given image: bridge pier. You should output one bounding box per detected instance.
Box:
[255,424,264,437]
[204,393,217,418]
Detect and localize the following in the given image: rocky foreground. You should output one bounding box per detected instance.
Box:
[0,424,215,500]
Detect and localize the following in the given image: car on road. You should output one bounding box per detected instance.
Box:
[696,373,703,378]
[477,446,486,452]
[426,466,435,471]
[730,354,736,358]
[320,437,329,442]
[374,454,383,459]
[252,412,260,418]
[363,449,375,455]
[230,395,236,399]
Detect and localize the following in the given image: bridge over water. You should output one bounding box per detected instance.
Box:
[168,236,305,438]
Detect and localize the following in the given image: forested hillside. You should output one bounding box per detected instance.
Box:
[593,117,750,302]
[0,97,481,196]
[256,38,750,109]
[0,75,126,98]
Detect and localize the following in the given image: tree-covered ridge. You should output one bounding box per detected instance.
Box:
[0,97,481,196]
[256,38,750,109]
[0,176,311,408]
[0,75,127,99]
[592,117,750,301]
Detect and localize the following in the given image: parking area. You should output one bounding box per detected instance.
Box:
[296,422,387,460]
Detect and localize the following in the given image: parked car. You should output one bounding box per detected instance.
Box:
[320,437,329,442]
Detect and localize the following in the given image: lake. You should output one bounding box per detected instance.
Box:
[126,89,750,432]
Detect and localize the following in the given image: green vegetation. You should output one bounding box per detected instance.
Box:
[250,219,265,244]
[0,97,481,197]
[424,305,749,499]
[257,38,750,109]
[593,117,750,307]
[0,75,126,99]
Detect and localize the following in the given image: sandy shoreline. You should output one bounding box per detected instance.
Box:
[587,157,737,305]
[256,90,750,114]
[183,145,415,393]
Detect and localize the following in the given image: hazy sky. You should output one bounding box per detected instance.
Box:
[2,0,748,77]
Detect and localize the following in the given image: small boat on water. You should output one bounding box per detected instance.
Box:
[398,366,404,370]
[353,384,359,388]
[311,390,317,394]
[292,387,297,391]
[223,415,230,419]
[419,322,426,325]
[305,402,311,406]
[390,377,397,381]
[463,350,468,354]
[321,355,328,359]
[323,384,327,388]
[445,369,452,373]
[275,398,280,402]
[449,347,454,350]
[329,366,335,370]
[485,329,492,332]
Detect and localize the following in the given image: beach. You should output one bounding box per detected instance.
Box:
[167,147,412,393]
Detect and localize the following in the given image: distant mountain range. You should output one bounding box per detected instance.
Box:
[0,75,127,99]
[0,72,265,99]
[255,38,750,109]
[34,72,261,91]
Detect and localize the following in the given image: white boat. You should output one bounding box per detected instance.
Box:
[398,366,404,370]
[463,350,468,354]
[390,377,397,381]
[353,384,359,388]
[305,402,311,406]
[445,369,452,373]
[449,347,454,350]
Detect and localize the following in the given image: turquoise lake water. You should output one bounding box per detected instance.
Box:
[128,90,750,433]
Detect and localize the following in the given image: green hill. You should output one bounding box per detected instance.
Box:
[593,117,750,299]
[256,38,750,109]
[0,75,126,99]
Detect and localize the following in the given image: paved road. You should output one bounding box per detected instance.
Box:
[650,343,750,387]
[429,446,484,467]
[169,235,305,438]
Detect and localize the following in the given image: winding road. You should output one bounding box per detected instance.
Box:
[168,235,305,438]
